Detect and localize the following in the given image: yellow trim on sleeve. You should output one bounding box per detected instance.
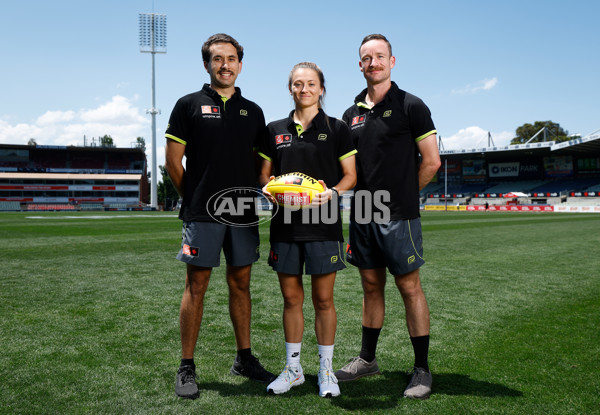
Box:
[166,134,187,145]
[257,151,271,161]
[415,130,437,143]
[338,149,358,161]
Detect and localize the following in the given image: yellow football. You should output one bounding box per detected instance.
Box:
[266,172,325,208]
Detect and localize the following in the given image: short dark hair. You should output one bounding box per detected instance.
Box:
[359,34,392,56]
[201,33,244,63]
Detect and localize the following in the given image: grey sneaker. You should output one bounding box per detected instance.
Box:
[334,356,381,382]
[403,367,432,399]
[175,365,199,399]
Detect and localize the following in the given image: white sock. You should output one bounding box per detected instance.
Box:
[286,342,302,367]
[318,344,334,369]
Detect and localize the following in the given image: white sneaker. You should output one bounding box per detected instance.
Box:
[318,367,340,398]
[266,364,304,395]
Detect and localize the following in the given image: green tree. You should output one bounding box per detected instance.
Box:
[99,135,114,147]
[157,165,179,209]
[136,137,146,152]
[511,121,570,145]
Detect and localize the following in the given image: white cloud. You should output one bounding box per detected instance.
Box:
[0,96,164,170]
[440,126,514,150]
[80,96,147,126]
[37,110,76,125]
[0,96,150,149]
[452,77,498,94]
[0,122,45,148]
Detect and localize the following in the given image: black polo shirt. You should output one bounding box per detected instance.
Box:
[342,82,436,221]
[165,83,265,223]
[259,109,357,242]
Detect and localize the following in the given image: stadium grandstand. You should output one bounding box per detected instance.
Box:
[0,143,151,211]
[422,129,600,212]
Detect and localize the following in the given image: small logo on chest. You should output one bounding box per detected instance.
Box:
[351,115,366,126]
[275,134,292,145]
[201,105,220,115]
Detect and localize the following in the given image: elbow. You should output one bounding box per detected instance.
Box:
[348,172,357,189]
[164,157,176,178]
[426,154,442,173]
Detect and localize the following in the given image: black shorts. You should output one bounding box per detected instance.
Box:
[176,221,259,267]
[346,218,425,275]
[268,241,346,275]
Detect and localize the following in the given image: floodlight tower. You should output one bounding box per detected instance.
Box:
[139,13,167,209]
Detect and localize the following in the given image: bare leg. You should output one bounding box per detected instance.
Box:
[226,264,252,350]
[311,272,337,345]
[180,264,212,358]
[360,268,387,328]
[394,269,430,337]
[278,272,304,343]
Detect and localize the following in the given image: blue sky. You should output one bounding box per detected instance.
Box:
[1,0,599,175]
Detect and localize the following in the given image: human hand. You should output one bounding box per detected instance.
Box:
[262,176,277,205]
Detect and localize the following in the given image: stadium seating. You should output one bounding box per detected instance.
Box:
[584,183,600,192]
[25,204,76,211]
[0,201,22,211]
[484,180,546,193]
[108,203,129,209]
[531,178,599,193]
[71,157,104,169]
[80,203,105,211]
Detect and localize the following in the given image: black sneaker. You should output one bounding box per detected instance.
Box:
[175,365,199,399]
[230,354,276,383]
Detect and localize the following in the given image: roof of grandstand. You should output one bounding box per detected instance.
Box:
[440,129,600,159]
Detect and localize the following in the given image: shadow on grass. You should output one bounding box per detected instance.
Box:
[196,374,326,398]
[329,370,522,411]
[195,370,522,412]
[432,372,523,397]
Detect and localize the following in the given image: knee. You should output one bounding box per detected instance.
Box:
[283,291,304,310]
[395,275,423,300]
[185,276,209,300]
[227,273,251,294]
[362,279,384,299]
[313,294,334,313]
[229,278,250,293]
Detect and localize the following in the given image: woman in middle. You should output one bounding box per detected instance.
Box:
[258,62,357,398]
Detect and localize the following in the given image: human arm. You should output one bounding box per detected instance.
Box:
[164,138,186,198]
[258,158,276,204]
[311,154,357,206]
[416,134,441,191]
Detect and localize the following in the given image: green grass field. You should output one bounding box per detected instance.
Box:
[1,211,599,414]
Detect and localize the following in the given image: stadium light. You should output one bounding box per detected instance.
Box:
[139,13,167,209]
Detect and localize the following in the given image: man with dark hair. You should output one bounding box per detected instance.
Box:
[165,33,275,399]
[201,33,244,63]
[334,34,441,399]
